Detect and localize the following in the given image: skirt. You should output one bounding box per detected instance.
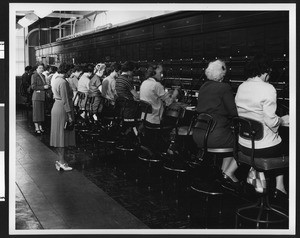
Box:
[32,100,45,122]
[50,100,76,147]
[193,126,234,148]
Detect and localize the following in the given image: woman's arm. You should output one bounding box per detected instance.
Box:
[262,86,281,132]
[60,81,72,121]
[223,84,238,117]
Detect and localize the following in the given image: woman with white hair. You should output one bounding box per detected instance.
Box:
[193,59,239,188]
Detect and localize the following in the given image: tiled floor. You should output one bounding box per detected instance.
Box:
[15,107,289,231]
[16,118,147,230]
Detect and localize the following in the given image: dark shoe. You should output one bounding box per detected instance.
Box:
[39,128,45,133]
[219,173,241,192]
[273,189,288,200]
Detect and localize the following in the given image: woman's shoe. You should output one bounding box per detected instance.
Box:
[35,130,42,135]
[39,128,45,133]
[55,161,61,171]
[55,161,73,171]
[273,189,288,200]
[220,173,241,191]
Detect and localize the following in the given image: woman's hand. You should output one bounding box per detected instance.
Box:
[67,113,73,123]
[44,85,49,89]
[280,115,289,127]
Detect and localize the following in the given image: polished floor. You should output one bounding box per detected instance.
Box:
[15,107,289,230]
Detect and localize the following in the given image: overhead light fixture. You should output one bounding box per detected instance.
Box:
[17,13,39,28]
[34,10,52,18]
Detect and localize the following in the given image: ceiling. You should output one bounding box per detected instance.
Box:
[16,11,103,29]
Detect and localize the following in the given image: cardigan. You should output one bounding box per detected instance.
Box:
[235,77,282,149]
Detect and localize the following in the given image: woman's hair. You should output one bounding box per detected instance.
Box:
[121,61,136,72]
[82,63,95,73]
[205,59,227,81]
[72,65,83,73]
[36,62,45,68]
[57,62,73,76]
[107,62,121,75]
[25,65,32,71]
[94,63,106,74]
[49,66,57,73]
[245,54,273,78]
[145,63,162,79]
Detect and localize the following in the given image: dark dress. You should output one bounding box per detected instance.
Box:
[31,72,47,123]
[193,80,238,148]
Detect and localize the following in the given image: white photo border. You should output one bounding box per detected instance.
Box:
[9,3,296,235]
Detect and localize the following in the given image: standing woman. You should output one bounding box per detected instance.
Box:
[50,63,75,171]
[31,63,49,134]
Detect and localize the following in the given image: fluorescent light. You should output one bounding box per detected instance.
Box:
[17,13,39,28]
[34,10,52,18]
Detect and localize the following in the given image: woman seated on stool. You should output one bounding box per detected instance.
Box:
[139,62,179,153]
[192,59,239,186]
[235,53,289,199]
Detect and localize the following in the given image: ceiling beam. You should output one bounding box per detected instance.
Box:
[47,12,84,19]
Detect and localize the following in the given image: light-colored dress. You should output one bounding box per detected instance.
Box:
[50,74,75,147]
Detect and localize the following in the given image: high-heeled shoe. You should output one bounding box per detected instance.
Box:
[55,161,73,171]
[219,172,241,191]
[39,128,45,133]
[35,129,41,135]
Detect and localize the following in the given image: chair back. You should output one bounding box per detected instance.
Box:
[162,103,185,128]
[232,116,264,171]
[73,91,86,114]
[138,100,153,122]
[191,113,216,154]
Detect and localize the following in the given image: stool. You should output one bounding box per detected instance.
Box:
[188,113,234,227]
[232,116,289,229]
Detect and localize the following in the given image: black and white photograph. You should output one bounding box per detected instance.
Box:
[6,2,297,236]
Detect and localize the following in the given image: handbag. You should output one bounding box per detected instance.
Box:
[64,121,74,131]
[246,167,266,193]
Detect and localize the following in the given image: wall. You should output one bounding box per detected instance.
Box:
[15,28,25,76]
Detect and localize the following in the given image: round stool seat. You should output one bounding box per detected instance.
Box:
[191,179,223,196]
[207,147,233,153]
[177,126,193,136]
[116,144,136,152]
[163,162,188,173]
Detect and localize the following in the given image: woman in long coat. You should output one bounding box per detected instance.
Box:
[31,63,49,134]
[50,63,75,171]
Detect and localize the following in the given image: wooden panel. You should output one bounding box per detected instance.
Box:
[154,40,163,60]
[132,43,139,60]
[120,45,127,61]
[170,38,181,60]
[265,23,288,56]
[204,33,216,59]
[246,26,265,55]
[230,29,246,56]
[216,30,231,57]
[146,41,154,61]
[192,35,204,59]
[181,36,193,59]
[126,44,133,61]
[139,42,147,60]
[154,14,203,37]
